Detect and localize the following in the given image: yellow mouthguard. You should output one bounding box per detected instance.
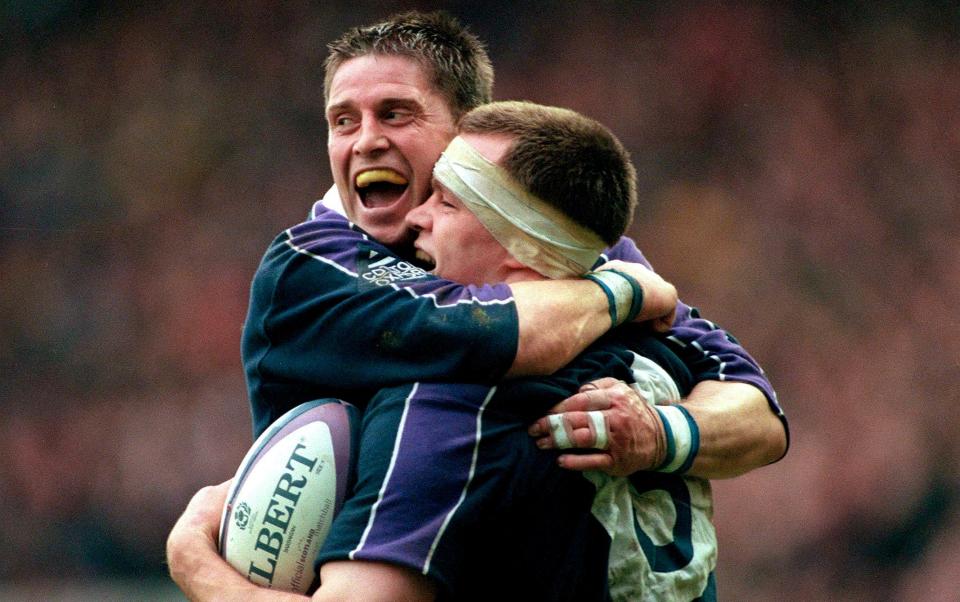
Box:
[356,169,408,188]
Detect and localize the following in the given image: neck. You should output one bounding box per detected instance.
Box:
[500,265,549,285]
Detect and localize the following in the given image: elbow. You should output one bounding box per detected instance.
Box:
[747,406,788,468]
[764,413,790,465]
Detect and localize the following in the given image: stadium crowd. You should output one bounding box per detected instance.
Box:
[1,1,958,599]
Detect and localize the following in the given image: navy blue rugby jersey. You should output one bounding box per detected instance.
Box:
[308,193,780,416]
[245,202,787,448]
[242,206,519,437]
[317,333,694,601]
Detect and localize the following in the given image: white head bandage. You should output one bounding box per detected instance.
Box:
[433,136,607,279]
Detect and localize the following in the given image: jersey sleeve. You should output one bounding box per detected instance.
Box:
[602,237,786,429]
[243,208,519,435]
[316,382,496,595]
[317,381,609,600]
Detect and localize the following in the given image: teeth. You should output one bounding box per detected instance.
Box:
[356,169,408,188]
[415,249,435,268]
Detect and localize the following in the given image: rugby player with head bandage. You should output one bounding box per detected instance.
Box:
[167,11,787,602]
[309,101,714,601]
[173,101,717,600]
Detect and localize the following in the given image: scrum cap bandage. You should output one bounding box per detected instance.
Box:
[433,136,607,279]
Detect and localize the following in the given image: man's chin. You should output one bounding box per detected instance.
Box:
[352,207,405,239]
[367,223,417,252]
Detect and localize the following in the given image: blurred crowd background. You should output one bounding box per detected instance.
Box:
[1,1,958,599]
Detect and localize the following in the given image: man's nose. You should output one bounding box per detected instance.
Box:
[405,200,432,231]
[353,118,389,155]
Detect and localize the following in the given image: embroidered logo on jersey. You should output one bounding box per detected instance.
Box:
[357,246,429,288]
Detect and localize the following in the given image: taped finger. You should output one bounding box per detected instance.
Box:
[587,410,609,450]
[548,414,573,449]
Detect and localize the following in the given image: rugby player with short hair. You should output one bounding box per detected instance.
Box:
[307,101,719,601]
[243,10,680,442]
[252,8,785,477]
[167,10,787,601]
[171,100,718,601]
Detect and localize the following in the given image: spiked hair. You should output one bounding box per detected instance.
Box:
[324,11,494,119]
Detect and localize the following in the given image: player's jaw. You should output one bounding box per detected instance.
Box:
[344,164,428,247]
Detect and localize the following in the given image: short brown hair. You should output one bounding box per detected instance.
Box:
[324,11,494,120]
[459,101,637,244]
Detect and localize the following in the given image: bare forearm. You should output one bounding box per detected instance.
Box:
[168,528,309,602]
[507,279,611,376]
[507,262,677,376]
[681,381,787,479]
[313,561,436,602]
[166,483,308,602]
[169,542,307,601]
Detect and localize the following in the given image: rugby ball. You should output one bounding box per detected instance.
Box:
[219,399,359,593]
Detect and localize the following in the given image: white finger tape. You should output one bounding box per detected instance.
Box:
[587,410,609,450]
[548,414,573,449]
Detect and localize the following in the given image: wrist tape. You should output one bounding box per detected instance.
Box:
[583,269,644,326]
[653,405,700,473]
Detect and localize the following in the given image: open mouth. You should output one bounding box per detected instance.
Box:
[414,248,436,270]
[356,169,409,209]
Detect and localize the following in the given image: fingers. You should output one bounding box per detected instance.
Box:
[541,378,626,417]
[168,482,229,568]
[588,411,608,450]
[582,377,622,392]
[191,479,232,513]
[556,452,614,473]
[176,479,234,544]
[531,391,609,425]
[533,410,609,450]
[649,308,677,333]
[545,414,573,448]
[528,378,639,440]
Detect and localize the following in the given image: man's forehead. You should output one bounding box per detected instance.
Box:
[326,54,442,108]
[430,175,458,202]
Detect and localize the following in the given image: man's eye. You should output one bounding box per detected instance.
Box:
[330,114,358,131]
[385,110,413,122]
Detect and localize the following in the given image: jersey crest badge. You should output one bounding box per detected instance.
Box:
[357,246,429,289]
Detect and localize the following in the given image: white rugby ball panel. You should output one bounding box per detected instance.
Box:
[219,400,356,593]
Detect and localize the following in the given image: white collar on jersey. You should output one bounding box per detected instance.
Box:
[318,184,346,217]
